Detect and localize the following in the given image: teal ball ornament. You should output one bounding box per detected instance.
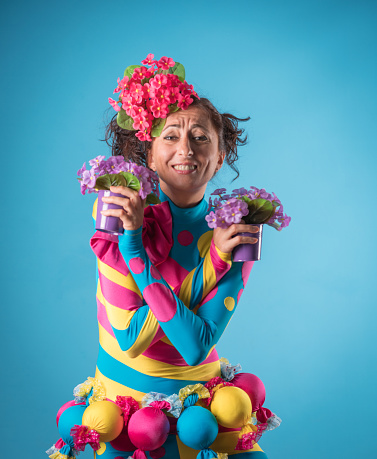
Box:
[177,405,218,450]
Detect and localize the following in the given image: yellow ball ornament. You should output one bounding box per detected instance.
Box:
[210,386,252,428]
[82,401,124,443]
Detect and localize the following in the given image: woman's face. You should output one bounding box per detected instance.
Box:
[148,105,225,207]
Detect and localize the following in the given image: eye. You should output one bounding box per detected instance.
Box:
[193,135,208,141]
[163,135,178,141]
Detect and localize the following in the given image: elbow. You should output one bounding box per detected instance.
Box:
[124,347,142,359]
[116,339,143,359]
[183,348,210,367]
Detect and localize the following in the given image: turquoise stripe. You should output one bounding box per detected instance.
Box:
[96,344,206,394]
[112,305,149,351]
[189,262,204,309]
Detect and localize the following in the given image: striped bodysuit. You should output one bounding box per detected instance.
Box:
[90,191,267,458]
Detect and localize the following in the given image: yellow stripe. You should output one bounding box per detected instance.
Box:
[98,322,220,380]
[97,281,136,330]
[179,270,194,307]
[215,245,232,265]
[197,230,213,257]
[126,309,160,358]
[202,252,217,298]
[92,198,98,220]
[94,367,146,403]
[98,259,142,298]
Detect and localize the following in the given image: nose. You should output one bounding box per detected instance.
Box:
[178,135,193,157]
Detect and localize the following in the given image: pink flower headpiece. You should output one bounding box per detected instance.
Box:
[109,53,199,142]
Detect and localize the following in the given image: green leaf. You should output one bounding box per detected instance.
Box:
[244,198,275,224]
[117,109,135,130]
[119,172,141,191]
[169,102,179,113]
[95,172,142,191]
[151,117,166,137]
[124,64,139,79]
[95,174,112,191]
[146,193,161,205]
[169,62,185,82]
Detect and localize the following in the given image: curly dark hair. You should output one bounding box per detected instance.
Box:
[104,97,250,180]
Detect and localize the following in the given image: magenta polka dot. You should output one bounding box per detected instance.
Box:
[237,288,244,303]
[177,230,194,246]
[143,283,177,322]
[150,265,161,280]
[129,257,145,274]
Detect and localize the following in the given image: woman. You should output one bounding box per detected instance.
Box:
[88,93,269,458]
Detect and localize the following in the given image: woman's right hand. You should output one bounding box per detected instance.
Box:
[100,185,146,231]
[213,223,259,254]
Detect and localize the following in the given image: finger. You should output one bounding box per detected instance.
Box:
[110,185,139,199]
[230,235,258,247]
[228,224,260,235]
[102,195,130,207]
[100,208,130,219]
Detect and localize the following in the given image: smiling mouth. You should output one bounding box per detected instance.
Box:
[172,165,197,171]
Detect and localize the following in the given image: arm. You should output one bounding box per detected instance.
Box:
[91,220,232,358]
[118,228,253,366]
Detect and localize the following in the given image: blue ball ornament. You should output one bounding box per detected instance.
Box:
[57,404,87,455]
[177,405,218,451]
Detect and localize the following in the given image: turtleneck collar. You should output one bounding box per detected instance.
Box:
[158,187,208,223]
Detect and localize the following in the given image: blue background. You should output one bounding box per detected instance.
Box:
[1,1,376,457]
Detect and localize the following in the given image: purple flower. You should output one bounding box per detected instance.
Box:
[205,211,218,229]
[80,182,87,195]
[231,187,248,196]
[89,155,106,172]
[82,170,96,189]
[204,185,290,231]
[222,198,249,225]
[77,162,86,177]
[211,188,227,196]
[207,196,213,211]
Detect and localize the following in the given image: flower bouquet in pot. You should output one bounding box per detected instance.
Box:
[205,187,291,261]
[77,155,160,235]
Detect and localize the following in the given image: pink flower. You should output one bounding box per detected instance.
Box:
[151,100,169,118]
[129,105,148,120]
[157,56,175,70]
[141,53,156,67]
[132,66,150,81]
[114,76,129,93]
[155,87,170,104]
[133,117,150,131]
[150,74,168,90]
[129,82,144,104]
[136,129,152,142]
[143,82,155,99]
[108,97,121,112]
[177,93,193,110]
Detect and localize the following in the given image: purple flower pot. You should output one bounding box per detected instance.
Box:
[95,190,124,235]
[232,224,263,262]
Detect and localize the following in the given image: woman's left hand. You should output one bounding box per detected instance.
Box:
[100,186,146,231]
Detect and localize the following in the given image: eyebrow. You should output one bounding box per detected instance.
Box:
[162,123,210,133]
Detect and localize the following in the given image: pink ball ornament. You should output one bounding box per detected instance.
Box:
[110,425,136,452]
[232,373,266,412]
[128,406,170,452]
